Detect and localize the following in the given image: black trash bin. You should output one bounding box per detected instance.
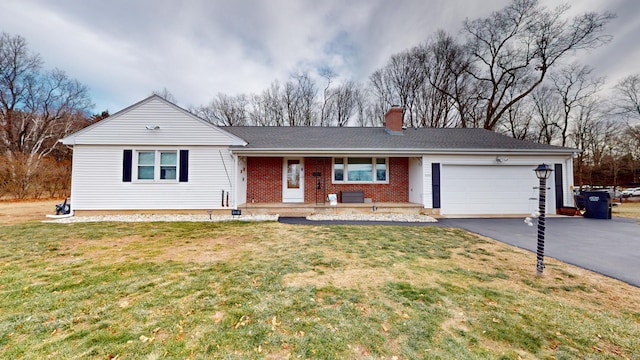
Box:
[582,191,612,219]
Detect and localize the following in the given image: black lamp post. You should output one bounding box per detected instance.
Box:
[534,163,553,275]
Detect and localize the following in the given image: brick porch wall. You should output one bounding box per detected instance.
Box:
[246,157,409,203]
[246,157,282,203]
[305,157,409,203]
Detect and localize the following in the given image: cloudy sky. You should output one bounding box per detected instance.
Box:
[3,0,639,113]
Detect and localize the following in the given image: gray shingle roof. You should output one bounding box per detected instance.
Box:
[223,126,575,154]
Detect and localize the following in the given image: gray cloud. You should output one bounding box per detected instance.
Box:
[3,0,637,112]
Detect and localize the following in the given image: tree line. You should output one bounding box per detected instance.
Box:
[190,0,638,186]
[0,32,94,198]
[1,0,639,199]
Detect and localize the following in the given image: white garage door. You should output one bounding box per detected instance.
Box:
[440,165,555,215]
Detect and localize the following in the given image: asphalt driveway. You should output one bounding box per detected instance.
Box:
[438,216,640,287]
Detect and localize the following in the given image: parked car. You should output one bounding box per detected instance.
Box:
[621,187,640,197]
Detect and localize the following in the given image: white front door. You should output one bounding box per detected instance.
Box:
[283,158,304,202]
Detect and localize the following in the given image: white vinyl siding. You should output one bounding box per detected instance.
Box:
[65,97,245,146]
[70,145,234,210]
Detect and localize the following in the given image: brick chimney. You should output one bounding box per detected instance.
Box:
[384,106,403,134]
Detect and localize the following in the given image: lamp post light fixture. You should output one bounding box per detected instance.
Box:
[534,163,553,275]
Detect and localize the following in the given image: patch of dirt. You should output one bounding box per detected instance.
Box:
[440,302,469,333]
[283,262,444,289]
[158,236,249,263]
[284,268,393,288]
[59,235,262,265]
[59,235,147,263]
[0,199,62,225]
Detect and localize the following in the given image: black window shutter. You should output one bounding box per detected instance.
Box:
[179,150,189,182]
[554,163,563,209]
[432,163,441,208]
[123,149,132,182]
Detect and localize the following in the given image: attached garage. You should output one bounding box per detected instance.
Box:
[439,164,556,216]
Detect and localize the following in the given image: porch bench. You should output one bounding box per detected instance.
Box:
[341,190,365,203]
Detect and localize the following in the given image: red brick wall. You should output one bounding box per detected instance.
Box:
[246,157,409,203]
[246,157,282,203]
[305,157,409,203]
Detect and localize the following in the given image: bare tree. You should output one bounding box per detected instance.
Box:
[152,88,177,103]
[550,64,603,146]
[425,31,481,128]
[325,80,362,127]
[462,0,614,130]
[614,74,640,120]
[0,32,42,154]
[421,34,459,127]
[620,125,640,182]
[353,87,375,127]
[319,68,336,127]
[500,92,536,140]
[195,93,249,126]
[283,80,301,126]
[568,96,620,186]
[390,49,426,127]
[292,72,317,126]
[368,69,394,125]
[369,48,427,128]
[612,74,640,183]
[281,72,318,126]
[531,85,563,144]
[248,81,285,126]
[1,67,91,158]
[0,33,92,198]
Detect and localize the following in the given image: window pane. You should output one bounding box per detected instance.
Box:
[138,166,154,179]
[376,158,387,181]
[347,158,372,181]
[161,152,177,165]
[287,160,300,188]
[160,166,176,179]
[138,151,155,179]
[334,158,344,181]
[138,151,154,165]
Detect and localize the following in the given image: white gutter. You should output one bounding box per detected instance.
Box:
[228,148,577,156]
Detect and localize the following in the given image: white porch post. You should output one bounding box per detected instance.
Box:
[232,151,238,209]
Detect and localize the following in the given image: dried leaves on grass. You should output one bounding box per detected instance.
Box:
[0,202,639,359]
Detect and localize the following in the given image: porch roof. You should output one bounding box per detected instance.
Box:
[223,126,576,154]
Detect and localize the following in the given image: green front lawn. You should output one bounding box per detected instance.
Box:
[1,220,638,359]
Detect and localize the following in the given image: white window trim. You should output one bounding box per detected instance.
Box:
[332,157,389,184]
[133,149,179,183]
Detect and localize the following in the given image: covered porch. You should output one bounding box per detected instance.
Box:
[236,156,424,206]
